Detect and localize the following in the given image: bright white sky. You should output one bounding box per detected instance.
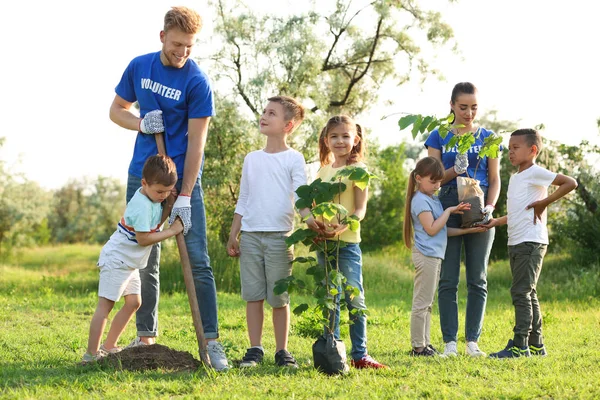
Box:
[3,0,599,189]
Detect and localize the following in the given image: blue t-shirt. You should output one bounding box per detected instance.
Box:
[424,127,497,187]
[115,51,215,179]
[411,191,447,259]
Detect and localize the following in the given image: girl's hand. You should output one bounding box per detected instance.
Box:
[482,217,501,228]
[447,202,471,215]
[306,216,326,234]
[320,222,348,238]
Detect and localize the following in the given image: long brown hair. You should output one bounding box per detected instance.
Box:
[318,115,366,166]
[403,157,445,249]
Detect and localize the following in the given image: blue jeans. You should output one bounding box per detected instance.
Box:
[437,185,494,343]
[127,174,219,339]
[318,243,367,360]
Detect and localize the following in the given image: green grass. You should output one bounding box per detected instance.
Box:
[1,243,600,399]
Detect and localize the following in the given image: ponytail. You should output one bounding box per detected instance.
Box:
[403,170,417,249]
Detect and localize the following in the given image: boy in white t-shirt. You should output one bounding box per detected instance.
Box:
[226,96,322,368]
[82,155,184,363]
[485,129,577,358]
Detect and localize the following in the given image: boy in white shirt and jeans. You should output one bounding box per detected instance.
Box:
[485,129,577,358]
[227,95,321,368]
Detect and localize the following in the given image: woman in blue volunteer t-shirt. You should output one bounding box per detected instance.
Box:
[424,82,500,358]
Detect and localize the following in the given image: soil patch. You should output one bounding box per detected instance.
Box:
[97,344,201,372]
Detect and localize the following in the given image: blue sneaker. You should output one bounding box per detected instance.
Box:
[489,339,531,358]
[529,343,547,356]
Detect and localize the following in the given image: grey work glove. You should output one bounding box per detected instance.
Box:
[480,204,495,225]
[169,195,192,235]
[139,110,164,134]
[453,152,469,175]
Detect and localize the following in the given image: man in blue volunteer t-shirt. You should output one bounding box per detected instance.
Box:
[108,6,229,370]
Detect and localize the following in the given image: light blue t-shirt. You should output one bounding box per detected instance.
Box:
[98,188,163,269]
[411,191,447,259]
[115,51,215,179]
[424,127,497,187]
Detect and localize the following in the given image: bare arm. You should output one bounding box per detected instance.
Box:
[448,226,487,237]
[418,202,471,236]
[180,117,210,196]
[226,213,243,257]
[427,147,458,185]
[527,173,578,224]
[109,94,142,131]
[136,219,184,247]
[486,157,501,207]
[352,186,368,221]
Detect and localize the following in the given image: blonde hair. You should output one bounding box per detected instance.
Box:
[318,115,366,166]
[164,6,203,34]
[267,95,305,133]
[403,157,445,249]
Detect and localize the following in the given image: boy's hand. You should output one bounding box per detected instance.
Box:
[448,202,471,214]
[526,200,547,225]
[482,217,501,228]
[227,235,240,257]
[169,217,184,235]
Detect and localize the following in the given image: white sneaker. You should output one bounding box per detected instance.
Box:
[466,341,486,357]
[440,341,458,358]
[124,337,149,349]
[207,341,230,371]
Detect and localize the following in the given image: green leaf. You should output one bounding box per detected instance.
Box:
[329,288,339,296]
[411,115,423,139]
[293,304,309,316]
[295,198,312,210]
[398,114,418,130]
[273,281,288,295]
[420,115,434,133]
[346,218,360,232]
[295,184,312,199]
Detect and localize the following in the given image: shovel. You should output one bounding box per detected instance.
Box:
[155,132,211,368]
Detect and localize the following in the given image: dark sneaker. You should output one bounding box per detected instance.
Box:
[351,354,388,368]
[274,349,298,368]
[427,344,440,354]
[529,343,547,356]
[410,347,436,357]
[489,339,531,358]
[240,347,264,368]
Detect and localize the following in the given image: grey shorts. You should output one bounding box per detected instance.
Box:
[239,231,294,308]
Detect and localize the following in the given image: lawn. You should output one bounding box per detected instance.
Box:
[1,243,599,399]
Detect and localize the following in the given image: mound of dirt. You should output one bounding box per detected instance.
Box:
[98,344,201,372]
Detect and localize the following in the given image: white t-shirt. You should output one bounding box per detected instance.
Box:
[98,188,163,269]
[507,164,557,246]
[235,149,307,232]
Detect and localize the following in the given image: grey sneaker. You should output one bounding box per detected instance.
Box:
[124,337,149,349]
[81,347,108,363]
[207,341,230,371]
[466,341,486,357]
[440,341,458,358]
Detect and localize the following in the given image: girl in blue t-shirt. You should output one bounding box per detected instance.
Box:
[403,157,485,356]
[424,82,500,357]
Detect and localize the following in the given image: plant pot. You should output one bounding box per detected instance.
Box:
[312,333,350,375]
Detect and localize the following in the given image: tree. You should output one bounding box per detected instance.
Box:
[47,177,125,244]
[361,142,410,250]
[0,138,51,259]
[203,0,455,243]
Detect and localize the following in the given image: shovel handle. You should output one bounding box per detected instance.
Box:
[154,132,211,367]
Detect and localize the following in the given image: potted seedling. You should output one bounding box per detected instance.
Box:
[398,114,503,227]
[274,166,376,375]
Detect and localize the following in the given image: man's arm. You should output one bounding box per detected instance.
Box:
[181,117,210,195]
[109,95,141,131]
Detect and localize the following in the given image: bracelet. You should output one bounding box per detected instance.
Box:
[486,204,496,209]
